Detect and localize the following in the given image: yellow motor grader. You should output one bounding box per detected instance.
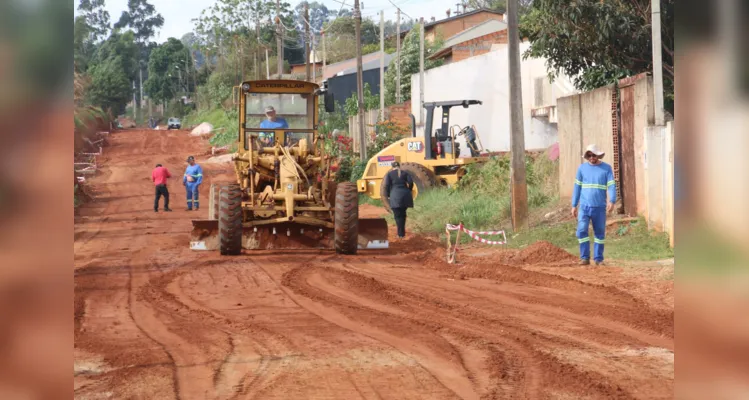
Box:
[190,80,388,255]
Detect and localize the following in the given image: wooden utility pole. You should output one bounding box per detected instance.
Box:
[651,0,665,125]
[354,0,367,161]
[396,8,401,103]
[305,2,311,80]
[132,80,138,122]
[322,29,327,81]
[255,14,261,80]
[419,22,425,125]
[379,10,385,120]
[276,0,283,79]
[312,40,317,82]
[507,0,528,231]
[265,48,271,79]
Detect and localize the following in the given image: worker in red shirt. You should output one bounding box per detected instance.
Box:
[152,163,173,212]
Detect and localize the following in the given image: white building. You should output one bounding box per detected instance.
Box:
[410,41,578,154]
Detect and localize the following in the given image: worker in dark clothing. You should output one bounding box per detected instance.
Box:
[382,162,414,239]
[152,164,172,212]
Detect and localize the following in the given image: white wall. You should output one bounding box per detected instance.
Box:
[411,42,578,154]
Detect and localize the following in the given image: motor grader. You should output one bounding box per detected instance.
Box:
[190,80,388,255]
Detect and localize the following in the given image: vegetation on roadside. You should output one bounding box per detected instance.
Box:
[408,152,559,234]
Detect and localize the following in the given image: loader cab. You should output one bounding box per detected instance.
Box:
[422,100,483,160]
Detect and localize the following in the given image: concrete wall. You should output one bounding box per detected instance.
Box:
[632,76,655,216]
[643,122,674,243]
[410,41,578,155]
[557,85,617,200]
[557,95,582,200]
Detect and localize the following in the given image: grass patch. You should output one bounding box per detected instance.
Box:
[359,194,382,207]
[183,108,239,148]
[504,217,673,261]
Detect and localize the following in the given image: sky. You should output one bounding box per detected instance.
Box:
[75,0,462,43]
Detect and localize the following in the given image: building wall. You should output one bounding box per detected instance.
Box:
[556,85,617,200]
[451,30,508,63]
[410,42,577,155]
[425,11,504,42]
[632,75,655,216]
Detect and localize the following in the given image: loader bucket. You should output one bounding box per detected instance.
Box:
[189,218,389,251]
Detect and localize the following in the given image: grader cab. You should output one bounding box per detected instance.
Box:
[190,80,388,255]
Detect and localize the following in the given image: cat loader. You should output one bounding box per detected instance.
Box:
[190,80,388,254]
[357,100,489,212]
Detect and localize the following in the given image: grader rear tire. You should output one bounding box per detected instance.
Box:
[380,163,437,214]
[219,184,242,255]
[334,182,358,255]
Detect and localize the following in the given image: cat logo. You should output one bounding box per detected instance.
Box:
[407,141,424,153]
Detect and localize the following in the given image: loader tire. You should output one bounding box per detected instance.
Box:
[380,163,437,213]
[219,184,242,256]
[334,182,359,255]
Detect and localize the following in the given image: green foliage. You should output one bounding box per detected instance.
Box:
[77,0,111,43]
[114,0,164,47]
[86,56,133,115]
[523,0,674,113]
[344,83,379,117]
[384,24,444,105]
[182,108,239,147]
[196,70,236,110]
[144,38,191,104]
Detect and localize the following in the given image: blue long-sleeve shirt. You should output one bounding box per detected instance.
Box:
[183,164,203,185]
[572,162,616,207]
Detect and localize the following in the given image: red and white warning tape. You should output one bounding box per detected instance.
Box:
[446,224,507,245]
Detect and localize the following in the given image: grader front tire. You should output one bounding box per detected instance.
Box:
[334,182,359,255]
[219,184,243,256]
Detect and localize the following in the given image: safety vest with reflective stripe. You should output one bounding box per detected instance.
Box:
[572,161,616,208]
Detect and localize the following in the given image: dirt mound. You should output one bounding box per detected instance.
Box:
[499,241,577,265]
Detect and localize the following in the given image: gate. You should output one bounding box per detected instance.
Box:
[617,76,641,217]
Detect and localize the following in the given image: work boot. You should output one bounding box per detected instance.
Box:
[579,259,590,266]
[164,208,172,212]
[154,209,158,212]
[595,260,604,266]
[186,208,193,211]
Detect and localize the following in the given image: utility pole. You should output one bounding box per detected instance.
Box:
[139,67,144,110]
[255,13,261,80]
[322,29,327,81]
[396,8,401,103]
[354,0,367,161]
[305,2,311,81]
[276,0,283,79]
[419,22,425,125]
[651,0,665,125]
[132,80,138,122]
[379,10,385,120]
[312,40,317,82]
[266,48,271,79]
[507,0,528,231]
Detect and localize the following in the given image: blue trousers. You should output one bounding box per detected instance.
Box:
[576,205,606,262]
[186,183,200,209]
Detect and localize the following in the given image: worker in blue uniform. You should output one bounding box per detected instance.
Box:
[183,156,203,211]
[571,144,617,266]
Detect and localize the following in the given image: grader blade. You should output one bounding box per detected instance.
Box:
[190,218,389,251]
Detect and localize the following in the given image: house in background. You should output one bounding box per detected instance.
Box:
[428,19,507,64]
[411,41,578,153]
[326,52,396,106]
[396,8,505,42]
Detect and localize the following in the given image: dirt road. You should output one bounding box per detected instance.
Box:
[74,129,673,399]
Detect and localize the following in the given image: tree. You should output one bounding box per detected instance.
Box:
[78,0,111,42]
[465,0,533,14]
[114,0,164,105]
[84,30,139,114]
[86,59,132,115]
[294,1,331,48]
[383,24,444,105]
[523,0,674,111]
[144,38,191,105]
